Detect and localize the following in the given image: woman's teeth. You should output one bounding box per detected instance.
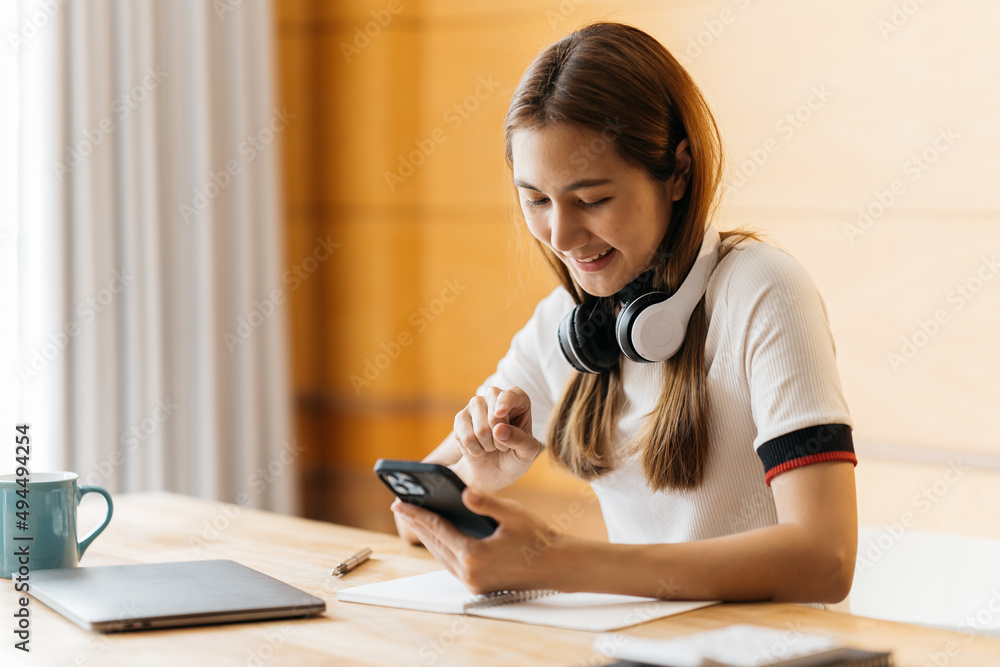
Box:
[577,248,613,263]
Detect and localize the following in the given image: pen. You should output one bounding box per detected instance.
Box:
[331,547,372,577]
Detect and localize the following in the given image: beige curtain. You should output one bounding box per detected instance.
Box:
[16,0,295,513]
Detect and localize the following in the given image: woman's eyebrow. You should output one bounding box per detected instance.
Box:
[512,178,613,193]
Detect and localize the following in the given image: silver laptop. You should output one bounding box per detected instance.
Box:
[29,559,326,632]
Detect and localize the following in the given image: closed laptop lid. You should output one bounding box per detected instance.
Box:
[29,559,326,632]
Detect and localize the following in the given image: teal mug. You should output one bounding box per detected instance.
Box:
[0,472,114,579]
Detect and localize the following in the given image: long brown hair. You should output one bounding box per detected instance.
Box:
[503,22,763,491]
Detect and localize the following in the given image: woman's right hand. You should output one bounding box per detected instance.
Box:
[394,511,422,545]
[450,386,541,492]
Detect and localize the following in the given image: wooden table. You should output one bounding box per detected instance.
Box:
[3,492,1000,666]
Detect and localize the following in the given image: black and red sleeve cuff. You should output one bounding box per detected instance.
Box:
[756,423,856,486]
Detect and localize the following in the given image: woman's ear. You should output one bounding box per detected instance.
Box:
[670,138,692,201]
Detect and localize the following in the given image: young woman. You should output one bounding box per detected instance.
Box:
[392,21,858,605]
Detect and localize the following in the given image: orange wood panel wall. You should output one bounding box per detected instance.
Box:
[274,0,591,528]
[272,1,1000,542]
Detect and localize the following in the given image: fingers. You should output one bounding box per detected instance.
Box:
[409,523,461,577]
[454,395,496,457]
[483,389,510,453]
[491,422,541,463]
[392,501,466,574]
[454,387,535,461]
[393,510,423,546]
[493,386,528,419]
[495,387,532,435]
[461,487,520,524]
[393,500,467,544]
[484,388,504,427]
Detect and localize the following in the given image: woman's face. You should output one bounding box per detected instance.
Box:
[512,123,690,298]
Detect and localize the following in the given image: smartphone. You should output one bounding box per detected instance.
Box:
[374,459,498,539]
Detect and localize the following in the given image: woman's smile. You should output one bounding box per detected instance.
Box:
[569,247,616,272]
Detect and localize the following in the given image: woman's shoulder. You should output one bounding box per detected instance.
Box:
[718,236,803,271]
[712,237,817,300]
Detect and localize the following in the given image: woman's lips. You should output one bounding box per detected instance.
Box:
[570,248,615,272]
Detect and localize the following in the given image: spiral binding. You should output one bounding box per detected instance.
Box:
[463,588,560,610]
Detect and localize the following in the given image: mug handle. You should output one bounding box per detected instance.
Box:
[76,485,114,558]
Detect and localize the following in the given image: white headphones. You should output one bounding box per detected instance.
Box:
[557,226,721,373]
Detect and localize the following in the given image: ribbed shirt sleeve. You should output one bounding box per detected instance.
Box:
[724,243,856,485]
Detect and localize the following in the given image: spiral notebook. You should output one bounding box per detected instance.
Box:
[336,569,717,631]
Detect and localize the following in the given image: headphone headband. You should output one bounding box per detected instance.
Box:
[617,226,720,362]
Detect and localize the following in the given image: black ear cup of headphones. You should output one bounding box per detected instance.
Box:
[557,274,670,373]
[557,297,620,374]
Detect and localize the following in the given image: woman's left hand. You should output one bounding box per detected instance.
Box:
[391,488,569,595]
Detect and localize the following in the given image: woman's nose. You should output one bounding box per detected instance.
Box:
[549,207,586,253]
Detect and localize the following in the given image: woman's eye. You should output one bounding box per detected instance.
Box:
[523,196,610,209]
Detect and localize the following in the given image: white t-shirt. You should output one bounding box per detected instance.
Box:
[475,239,855,545]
